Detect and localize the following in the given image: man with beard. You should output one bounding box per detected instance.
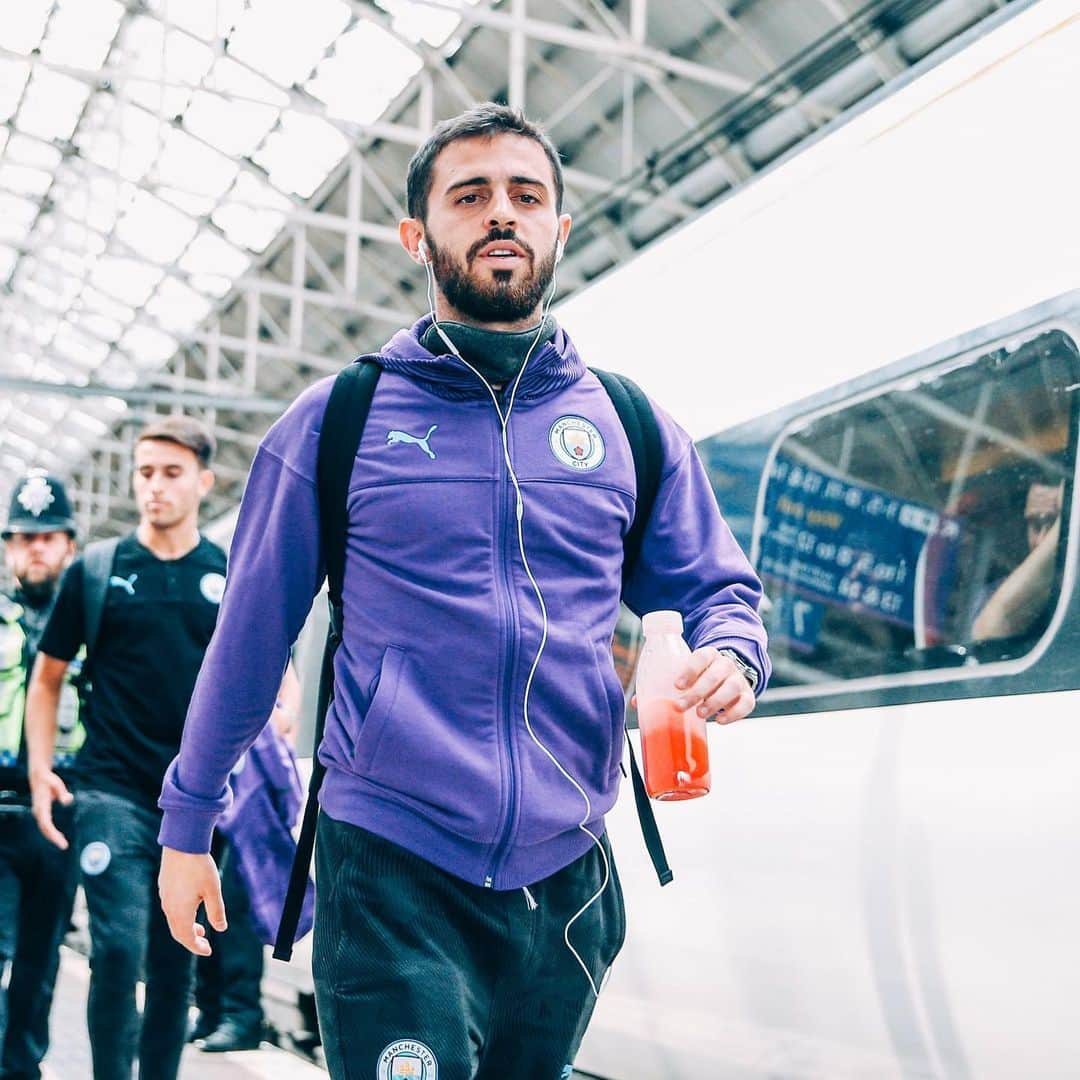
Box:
[158,104,771,1079]
[0,471,80,1079]
[26,418,226,1080]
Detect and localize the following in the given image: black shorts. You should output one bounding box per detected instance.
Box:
[313,813,626,1080]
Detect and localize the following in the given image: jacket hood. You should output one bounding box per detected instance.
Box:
[371,315,586,401]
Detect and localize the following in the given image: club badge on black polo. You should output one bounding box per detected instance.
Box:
[549,416,605,471]
[200,572,226,604]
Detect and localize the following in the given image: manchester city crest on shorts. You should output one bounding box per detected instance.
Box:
[377,1039,438,1079]
[549,416,605,471]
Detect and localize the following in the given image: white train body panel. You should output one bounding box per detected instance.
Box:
[561,3,1080,1077]
[580,700,1080,1078]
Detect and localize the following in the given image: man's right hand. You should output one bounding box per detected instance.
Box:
[30,769,73,850]
[159,847,227,956]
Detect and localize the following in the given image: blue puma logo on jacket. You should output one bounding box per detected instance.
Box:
[109,573,138,596]
[386,424,438,460]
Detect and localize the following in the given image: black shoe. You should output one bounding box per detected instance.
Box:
[197,1019,264,1053]
[187,1012,219,1043]
[296,991,321,1048]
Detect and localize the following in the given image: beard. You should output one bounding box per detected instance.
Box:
[16,573,57,603]
[429,229,557,324]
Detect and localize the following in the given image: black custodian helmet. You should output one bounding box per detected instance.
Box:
[2,470,77,539]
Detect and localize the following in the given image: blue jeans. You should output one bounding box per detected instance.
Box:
[74,790,194,1080]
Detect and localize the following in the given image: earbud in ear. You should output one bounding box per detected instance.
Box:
[555,238,564,264]
[418,239,431,264]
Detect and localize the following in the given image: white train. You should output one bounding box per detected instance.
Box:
[561,1,1080,1077]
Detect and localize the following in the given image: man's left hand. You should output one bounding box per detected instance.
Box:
[159,848,227,956]
[673,646,756,724]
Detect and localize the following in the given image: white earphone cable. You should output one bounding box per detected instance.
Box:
[423,243,612,997]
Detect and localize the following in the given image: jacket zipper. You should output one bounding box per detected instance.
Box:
[484,414,520,888]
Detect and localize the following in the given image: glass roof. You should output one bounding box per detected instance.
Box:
[0,0,480,483]
[0,0,1002,526]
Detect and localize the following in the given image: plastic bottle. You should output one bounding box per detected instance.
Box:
[635,610,711,800]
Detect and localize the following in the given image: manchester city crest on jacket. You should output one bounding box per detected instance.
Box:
[549,415,605,470]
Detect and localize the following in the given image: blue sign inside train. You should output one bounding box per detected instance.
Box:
[758,454,959,641]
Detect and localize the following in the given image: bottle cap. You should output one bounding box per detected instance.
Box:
[642,610,683,637]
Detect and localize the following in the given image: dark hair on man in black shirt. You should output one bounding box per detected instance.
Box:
[137,416,216,467]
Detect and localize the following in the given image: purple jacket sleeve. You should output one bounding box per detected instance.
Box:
[157,380,331,853]
[622,404,771,691]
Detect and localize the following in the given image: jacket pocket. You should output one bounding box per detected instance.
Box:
[514,625,624,848]
[590,637,628,784]
[352,645,406,775]
[350,644,502,844]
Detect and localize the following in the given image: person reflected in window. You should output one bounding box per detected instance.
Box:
[972,478,1063,641]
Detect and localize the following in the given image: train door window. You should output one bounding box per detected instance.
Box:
[756,329,1079,689]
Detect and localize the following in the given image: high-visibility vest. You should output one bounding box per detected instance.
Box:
[0,594,85,771]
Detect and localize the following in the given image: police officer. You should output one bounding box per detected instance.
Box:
[0,470,81,1080]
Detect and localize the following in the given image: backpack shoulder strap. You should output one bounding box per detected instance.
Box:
[589,368,673,888]
[81,536,121,669]
[316,358,382,629]
[589,368,662,588]
[275,358,381,961]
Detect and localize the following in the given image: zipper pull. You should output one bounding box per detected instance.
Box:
[522,885,538,911]
[484,875,493,888]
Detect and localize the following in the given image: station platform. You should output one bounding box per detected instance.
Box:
[42,947,326,1079]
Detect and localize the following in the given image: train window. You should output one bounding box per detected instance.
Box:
[756,329,1079,689]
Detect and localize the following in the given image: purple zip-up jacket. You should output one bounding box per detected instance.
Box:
[159,316,770,889]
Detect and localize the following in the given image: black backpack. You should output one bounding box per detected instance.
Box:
[274,360,672,960]
[77,536,122,693]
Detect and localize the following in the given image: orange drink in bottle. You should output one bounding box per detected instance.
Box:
[635,611,711,800]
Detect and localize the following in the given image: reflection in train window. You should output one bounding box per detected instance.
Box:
[756,329,1078,689]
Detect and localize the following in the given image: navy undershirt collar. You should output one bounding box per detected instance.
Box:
[420,316,558,385]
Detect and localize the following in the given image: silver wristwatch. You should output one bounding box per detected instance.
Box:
[717,648,759,693]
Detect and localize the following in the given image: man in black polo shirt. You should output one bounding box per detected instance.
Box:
[26,417,226,1080]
